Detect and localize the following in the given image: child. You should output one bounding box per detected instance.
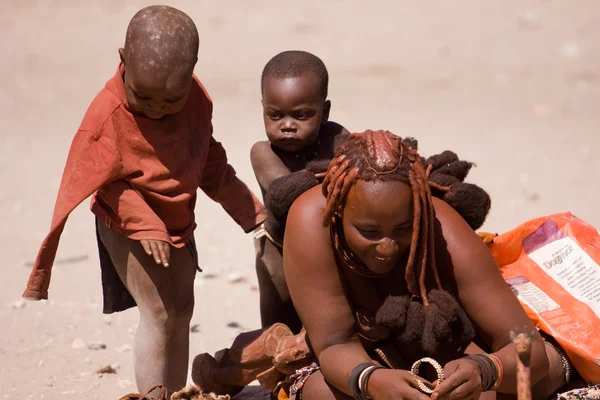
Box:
[23,5,266,396]
[250,50,349,333]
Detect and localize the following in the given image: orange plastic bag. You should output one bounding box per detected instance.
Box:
[488,212,600,383]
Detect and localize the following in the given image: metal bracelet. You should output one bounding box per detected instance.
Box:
[348,363,377,400]
[410,357,445,394]
[543,339,572,387]
[252,223,283,248]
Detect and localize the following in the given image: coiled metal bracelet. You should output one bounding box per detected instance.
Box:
[410,357,445,394]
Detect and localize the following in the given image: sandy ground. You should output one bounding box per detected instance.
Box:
[1,0,599,398]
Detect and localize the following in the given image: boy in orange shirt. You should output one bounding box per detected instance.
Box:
[23,5,266,396]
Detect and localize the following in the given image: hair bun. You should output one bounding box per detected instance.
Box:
[427,150,459,169]
[305,159,331,174]
[266,171,319,218]
[428,171,460,189]
[442,182,491,230]
[376,295,410,329]
[428,151,473,182]
[426,151,491,229]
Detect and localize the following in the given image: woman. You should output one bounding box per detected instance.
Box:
[282,130,555,399]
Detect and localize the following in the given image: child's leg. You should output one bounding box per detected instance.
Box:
[97,222,195,395]
[164,242,196,391]
[254,237,302,333]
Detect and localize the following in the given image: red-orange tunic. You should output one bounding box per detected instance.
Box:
[24,64,266,300]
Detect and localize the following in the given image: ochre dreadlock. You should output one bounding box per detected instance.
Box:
[319,130,488,355]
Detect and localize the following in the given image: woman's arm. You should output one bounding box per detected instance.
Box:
[284,186,373,393]
[433,198,549,394]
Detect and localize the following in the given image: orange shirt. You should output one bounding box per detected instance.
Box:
[23,64,266,301]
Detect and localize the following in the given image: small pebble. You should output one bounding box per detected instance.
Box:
[71,338,86,350]
[96,365,117,375]
[227,322,240,328]
[8,299,25,310]
[519,173,529,185]
[517,11,541,30]
[533,103,551,117]
[87,341,107,351]
[227,272,246,284]
[115,344,132,353]
[117,379,133,388]
[580,145,590,159]
[527,192,541,202]
[191,324,201,333]
[562,41,581,59]
[437,45,450,59]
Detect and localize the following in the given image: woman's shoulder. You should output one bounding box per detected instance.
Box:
[288,185,327,221]
[286,185,330,245]
[432,197,498,279]
[432,197,474,234]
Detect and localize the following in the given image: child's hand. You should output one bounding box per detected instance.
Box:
[140,239,170,267]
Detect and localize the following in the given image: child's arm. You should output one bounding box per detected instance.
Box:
[249,141,291,194]
[199,136,267,233]
[24,130,121,300]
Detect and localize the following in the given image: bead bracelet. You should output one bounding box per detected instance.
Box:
[410,357,445,394]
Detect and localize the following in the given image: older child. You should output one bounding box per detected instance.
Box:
[23,5,265,396]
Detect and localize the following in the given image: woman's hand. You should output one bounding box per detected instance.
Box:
[431,358,482,400]
[140,239,170,267]
[367,369,432,400]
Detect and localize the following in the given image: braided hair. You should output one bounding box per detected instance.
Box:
[320,130,490,355]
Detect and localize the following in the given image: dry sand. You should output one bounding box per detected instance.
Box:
[1,0,599,398]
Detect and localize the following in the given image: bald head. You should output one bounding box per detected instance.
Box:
[122,5,199,75]
[119,6,199,119]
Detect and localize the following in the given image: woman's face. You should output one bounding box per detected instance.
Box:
[342,180,414,275]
